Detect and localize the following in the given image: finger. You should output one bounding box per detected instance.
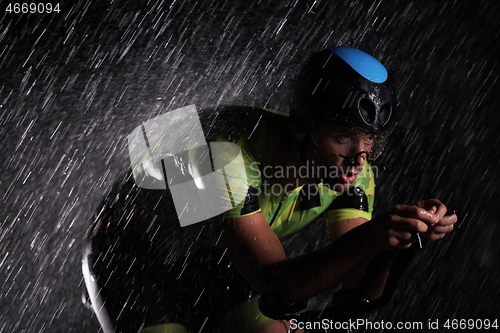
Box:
[388,215,429,234]
[421,231,446,241]
[428,224,454,234]
[413,199,447,219]
[432,201,448,220]
[391,205,437,227]
[413,199,441,209]
[396,231,419,248]
[439,214,458,225]
[431,214,458,227]
[386,230,415,249]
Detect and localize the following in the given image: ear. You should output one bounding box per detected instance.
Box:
[291,125,307,142]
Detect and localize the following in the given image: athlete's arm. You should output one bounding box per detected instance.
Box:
[328,217,368,243]
[211,204,437,302]
[327,217,383,294]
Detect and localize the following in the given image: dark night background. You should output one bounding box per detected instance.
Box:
[0,0,499,332]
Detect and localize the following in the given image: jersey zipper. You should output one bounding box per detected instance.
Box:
[269,191,288,227]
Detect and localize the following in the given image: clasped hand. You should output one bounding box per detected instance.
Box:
[368,199,458,250]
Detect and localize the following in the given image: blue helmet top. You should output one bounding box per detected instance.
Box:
[330,47,388,83]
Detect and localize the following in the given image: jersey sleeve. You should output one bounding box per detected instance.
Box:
[326,162,375,224]
[210,134,263,219]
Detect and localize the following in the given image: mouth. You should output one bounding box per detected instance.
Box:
[339,172,359,184]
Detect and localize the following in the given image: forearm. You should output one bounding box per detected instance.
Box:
[213,206,426,303]
[256,222,380,301]
[363,262,391,300]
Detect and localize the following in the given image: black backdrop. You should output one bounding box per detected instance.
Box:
[1,0,499,331]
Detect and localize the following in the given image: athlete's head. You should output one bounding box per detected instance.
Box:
[289,47,398,161]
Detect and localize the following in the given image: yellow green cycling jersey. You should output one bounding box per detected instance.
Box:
[211,108,375,240]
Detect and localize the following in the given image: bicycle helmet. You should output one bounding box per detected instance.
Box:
[290,47,398,160]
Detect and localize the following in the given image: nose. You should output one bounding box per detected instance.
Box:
[352,151,366,166]
[352,141,368,165]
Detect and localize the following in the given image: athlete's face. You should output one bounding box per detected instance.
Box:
[307,123,374,191]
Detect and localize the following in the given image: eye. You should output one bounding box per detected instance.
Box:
[336,133,350,143]
[365,134,375,144]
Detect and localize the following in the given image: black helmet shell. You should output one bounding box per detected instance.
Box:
[290,47,398,136]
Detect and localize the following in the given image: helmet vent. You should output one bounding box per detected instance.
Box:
[379,104,392,126]
[359,98,376,124]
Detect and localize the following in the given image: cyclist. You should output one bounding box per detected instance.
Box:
[83,47,457,333]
